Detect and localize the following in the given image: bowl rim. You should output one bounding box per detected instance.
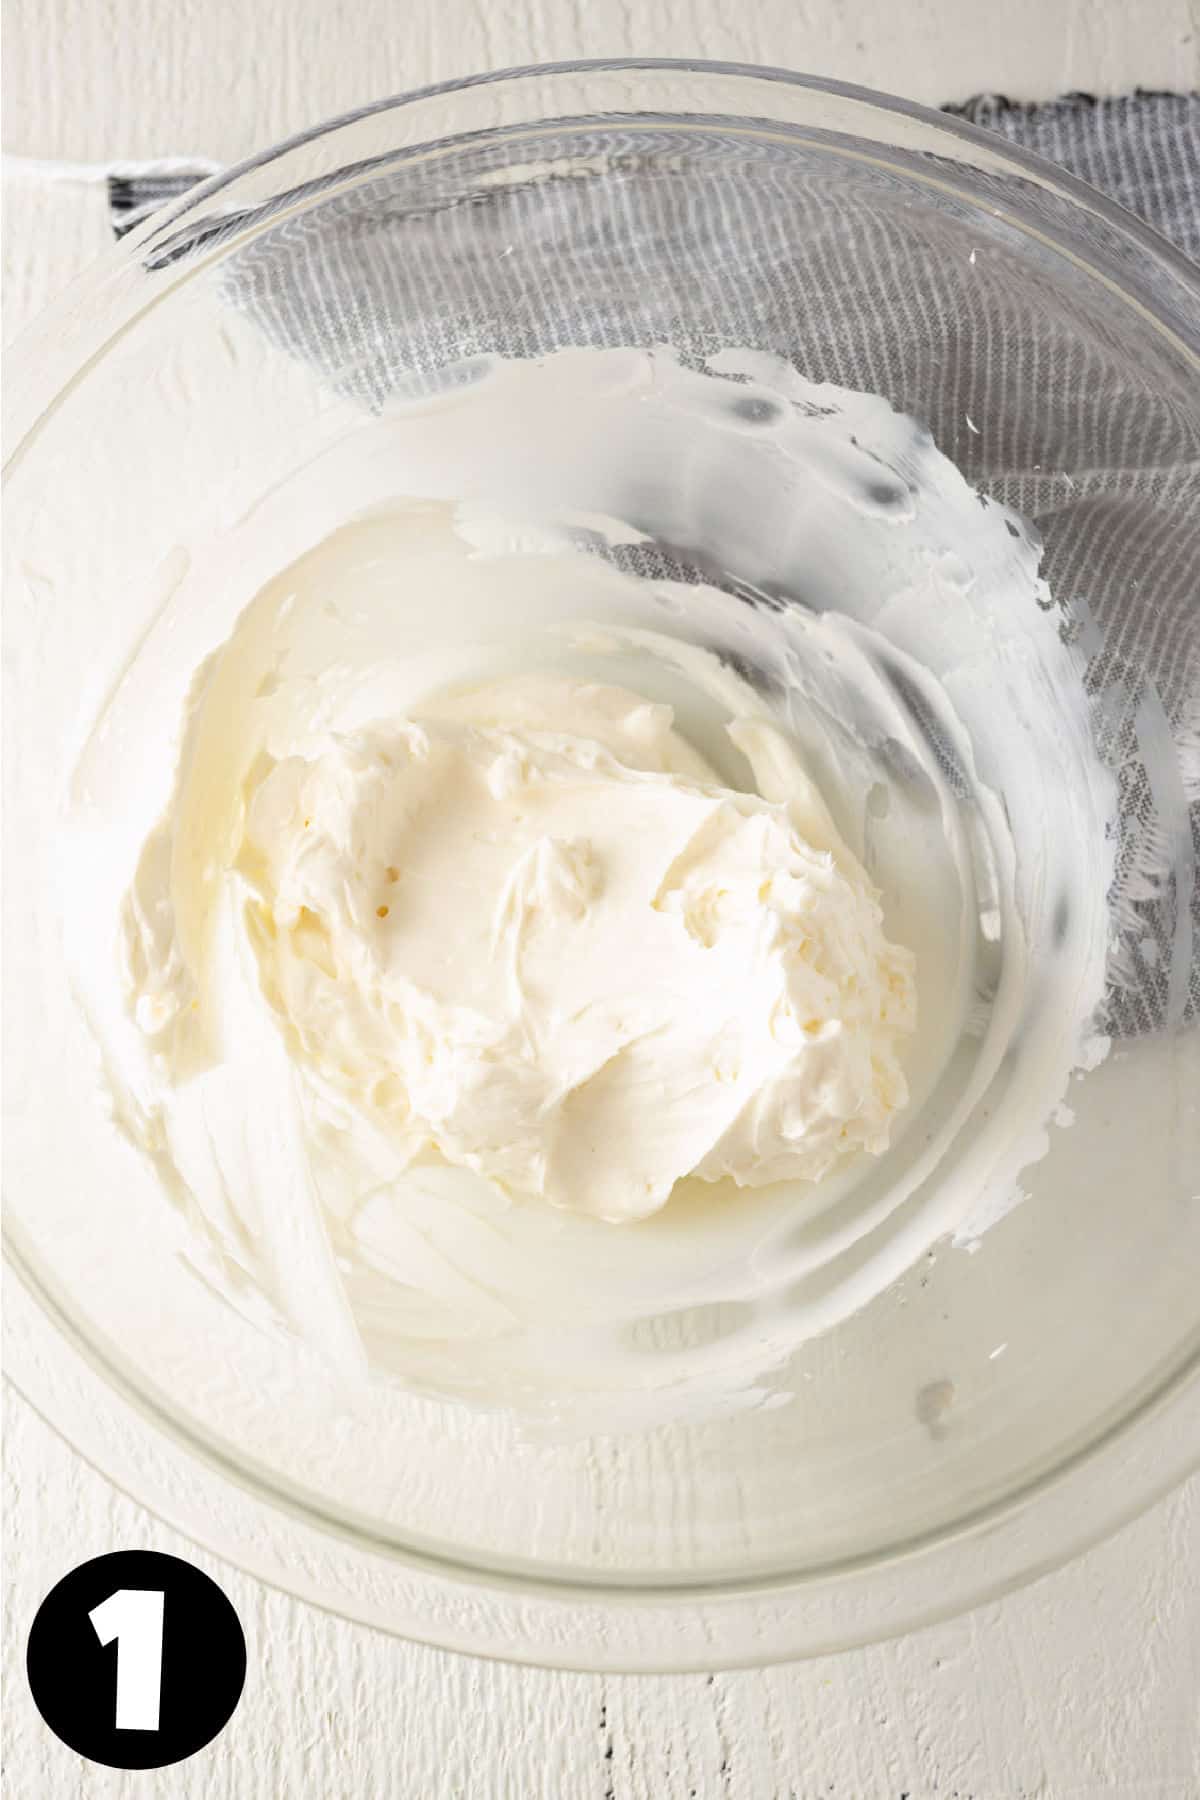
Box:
[132,58,1200,298]
[8,1249,1199,1671]
[5,58,1198,465]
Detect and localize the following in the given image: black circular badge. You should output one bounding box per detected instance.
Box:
[26,1550,246,1770]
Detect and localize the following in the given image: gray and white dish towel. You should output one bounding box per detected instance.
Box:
[103,90,1200,1039]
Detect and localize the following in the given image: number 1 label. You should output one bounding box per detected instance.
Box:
[89,1589,165,1731]
[28,1549,245,1768]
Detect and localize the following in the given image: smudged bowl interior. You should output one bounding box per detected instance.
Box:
[4,62,1198,1668]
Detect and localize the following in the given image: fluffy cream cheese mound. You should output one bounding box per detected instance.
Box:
[215,674,916,1222]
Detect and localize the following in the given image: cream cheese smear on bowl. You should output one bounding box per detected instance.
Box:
[67,347,1116,1425]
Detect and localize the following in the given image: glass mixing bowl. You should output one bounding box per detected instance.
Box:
[5,61,1199,1670]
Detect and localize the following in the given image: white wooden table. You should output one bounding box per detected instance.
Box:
[4,3,1199,1792]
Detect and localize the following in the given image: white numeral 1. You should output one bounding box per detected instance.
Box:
[89,1588,165,1731]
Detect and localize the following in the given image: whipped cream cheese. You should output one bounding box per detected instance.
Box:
[51,346,1117,1419]
[152,674,916,1223]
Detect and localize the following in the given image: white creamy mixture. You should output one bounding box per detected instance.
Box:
[65,347,1115,1419]
[133,671,914,1223]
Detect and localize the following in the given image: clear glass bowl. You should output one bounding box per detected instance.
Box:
[5,60,1198,1669]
